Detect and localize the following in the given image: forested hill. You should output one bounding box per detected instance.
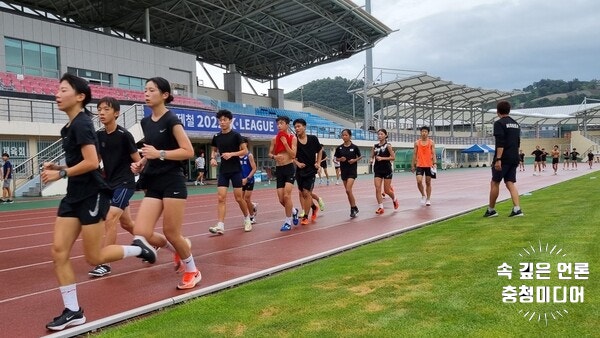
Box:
[284,78,600,117]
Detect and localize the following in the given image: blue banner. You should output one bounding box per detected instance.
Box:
[144,106,276,135]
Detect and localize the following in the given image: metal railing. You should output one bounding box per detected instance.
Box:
[11,104,144,196]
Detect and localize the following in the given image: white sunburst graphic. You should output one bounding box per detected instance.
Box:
[497,240,588,327]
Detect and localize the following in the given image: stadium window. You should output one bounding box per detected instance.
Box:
[118,74,144,91]
[4,37,59,78]
[67,67,111,86]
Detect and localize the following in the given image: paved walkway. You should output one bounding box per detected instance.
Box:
[0,167,596,337]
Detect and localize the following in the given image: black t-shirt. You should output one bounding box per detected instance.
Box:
[570,151,579,160]
[296,135,322,177]
[61,110,108,201]
[493,116,521,165]
[211,130,244,174]
[140,110,184,176]
[588,153,594,161]
[531,149,544,162]
[373,142,392,173]
[334,143,361,173]
[97,125,138,189]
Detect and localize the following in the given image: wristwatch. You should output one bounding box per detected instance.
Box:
[159,150,166,161]
[59,169,67,179]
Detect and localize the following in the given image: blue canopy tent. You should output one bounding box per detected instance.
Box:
[461,144,494,166]
[462,144,493,153]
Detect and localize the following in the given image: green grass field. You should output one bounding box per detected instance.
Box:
[98,174,599,337]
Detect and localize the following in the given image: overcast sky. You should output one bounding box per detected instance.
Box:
[199,0,600,94]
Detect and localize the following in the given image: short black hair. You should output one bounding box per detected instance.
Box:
[496,100,511,115]
[276,116,290,124]
[420,126,430,132]
[1,152,8,157]
[216,109,233,120]
[341,128,352,137]
[97,96,120,112]
[293,118,306,126]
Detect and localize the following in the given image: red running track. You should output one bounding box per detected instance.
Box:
[0,167,596,337]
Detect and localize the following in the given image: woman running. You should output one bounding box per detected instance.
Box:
[371,128,398,214]
[334,129,362,218]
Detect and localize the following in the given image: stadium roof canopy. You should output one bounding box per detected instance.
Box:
[3,0,392,81]
[351,73,600,127]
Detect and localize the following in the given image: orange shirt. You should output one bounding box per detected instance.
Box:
[274,131,294,154]
[416,138,434,167]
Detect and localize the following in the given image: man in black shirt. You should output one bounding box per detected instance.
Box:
[293,119,323,225]
[209,110,251,234]
[484,101,523,217]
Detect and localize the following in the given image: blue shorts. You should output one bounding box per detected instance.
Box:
[110,187,135,210]
[491,163,517,183]
[217,171,243,188]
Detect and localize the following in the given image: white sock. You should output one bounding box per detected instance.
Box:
[379,203,383,209]
[182,255,197,273]
[513,206,521,212]
[60,284,79,311]
[285,217,292,224]
[123,245,142,258]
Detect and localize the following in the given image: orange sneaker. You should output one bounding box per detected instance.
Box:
[173,237,192,273]
[301,217,309,225]
[177,270,202,290]
[311,208,318,221]
[375,208,384,214]
[393,199,399,210]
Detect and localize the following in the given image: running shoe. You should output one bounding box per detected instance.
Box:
[46,308,86,331]
[132,237,157,263]
[393,199,399,210]
[292,208,299,225]
[88,264,111,277]
[174,238,192,273]
[177,270,202,290]
[375,207,384,215]
[425,200,431,206]
[350,207,359,218]
[209,223,225,234]
[280,222,292,231]
[509,209,524,217]
[194,181,199,186]
[250,216,256,224]
[483,209,498,218]
[311,208,318,221]
[420,196,426,205]
[318,197,325,211]
[301,217,309,226]
[244,218,253,232]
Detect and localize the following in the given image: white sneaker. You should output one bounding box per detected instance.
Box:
[194,181,199,186]
[426,199,431,206]
[244,219,252,232]
[420,196,426,205]
[209,224,225,234]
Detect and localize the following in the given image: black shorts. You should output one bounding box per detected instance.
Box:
[296,174,315,192]
[196,168,205,174]
[275,163,295,189]
[320,161,328,169]
[415,167,433,177]
[144,174,188,199]
[552,158,559,164]
[57,193,110,225]
[374,169,393,179]
[242,181,255,191]
[340,168,357,181]
[218,171,243,188]
[491,163,517,183]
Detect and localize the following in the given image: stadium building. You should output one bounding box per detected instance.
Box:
[1,1,599,198]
